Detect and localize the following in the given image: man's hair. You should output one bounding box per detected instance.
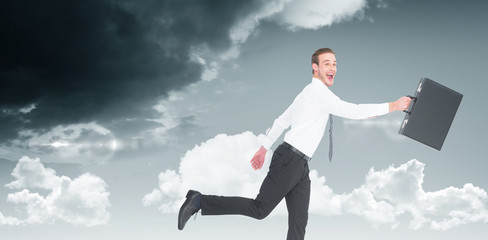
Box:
[311,48,336,74]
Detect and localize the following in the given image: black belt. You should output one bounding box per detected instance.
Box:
[282,142,311,161]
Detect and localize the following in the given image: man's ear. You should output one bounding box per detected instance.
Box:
[312,63,318,73]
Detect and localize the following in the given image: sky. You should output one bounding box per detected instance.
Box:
[1,0,488,239]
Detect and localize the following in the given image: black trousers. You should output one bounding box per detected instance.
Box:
[201,143,311,240]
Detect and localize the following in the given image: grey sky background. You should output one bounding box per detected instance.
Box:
[1,0,487,239]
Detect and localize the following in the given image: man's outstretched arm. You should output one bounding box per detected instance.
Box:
[250,97,411,170]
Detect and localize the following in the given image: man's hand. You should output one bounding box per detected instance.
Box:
[389,97,412,112]
[250,146,267,170]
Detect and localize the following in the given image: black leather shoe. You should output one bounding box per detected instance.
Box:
[178,190,201,230]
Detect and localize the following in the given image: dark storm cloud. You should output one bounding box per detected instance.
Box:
[0,0,257,143]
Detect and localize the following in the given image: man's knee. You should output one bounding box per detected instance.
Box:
[254,207,272,220]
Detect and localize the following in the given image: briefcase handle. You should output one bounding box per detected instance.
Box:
[403,95,417,114]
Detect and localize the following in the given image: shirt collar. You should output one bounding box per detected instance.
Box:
[312,77,328,87]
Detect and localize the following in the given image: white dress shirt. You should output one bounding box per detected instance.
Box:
[261,78,389,158]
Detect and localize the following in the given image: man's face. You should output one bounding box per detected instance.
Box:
[313,53,337,87]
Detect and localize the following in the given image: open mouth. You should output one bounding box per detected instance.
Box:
[326,73,334,80]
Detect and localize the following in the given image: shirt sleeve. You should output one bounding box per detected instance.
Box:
[261,104,292,150]
[322,89,389,119]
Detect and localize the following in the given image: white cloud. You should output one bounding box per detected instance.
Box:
[222,0,378,59]
[148,100,182,145]
[5,156,62,190]
[0,212,22,226]
[272,0,368,31]
[343,114,405,140]
[228,0,290,45]
[139,92,202,147]
[23,122,117,164]
[19,103,37,114]
[112,88,211,153]
[189,44,221,82]
[144,132,488,230]
[0,103,37,116]
[423,184,488,230]
[143,131,274,212]
[2,156,110,226]
[222,0,289,60]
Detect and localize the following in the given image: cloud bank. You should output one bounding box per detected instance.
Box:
[1,0,386,160]
[225,0,376,58]
[143,132,488,230]
[142,131,270,212]
[0,156,110,226]
[0,0,251,143]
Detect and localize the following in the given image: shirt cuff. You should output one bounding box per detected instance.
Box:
[259,135,274,150]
